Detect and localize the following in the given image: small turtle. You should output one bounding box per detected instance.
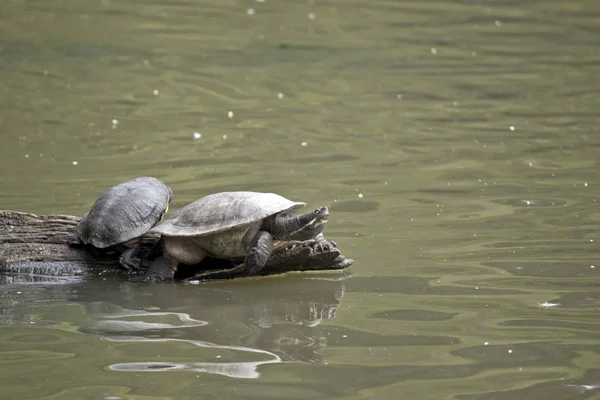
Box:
[72,177,173,270]
[147,191,331,279]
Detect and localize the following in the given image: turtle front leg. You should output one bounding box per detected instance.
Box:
[119,245,142,271]
[313,232,336,252]
[244,231,274,275]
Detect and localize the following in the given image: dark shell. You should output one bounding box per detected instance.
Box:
[77,177,172,248]
[149,192,304,237]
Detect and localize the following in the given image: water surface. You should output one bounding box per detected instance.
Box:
[2,0,600,399]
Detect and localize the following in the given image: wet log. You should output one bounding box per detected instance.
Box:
[0,211,353,282]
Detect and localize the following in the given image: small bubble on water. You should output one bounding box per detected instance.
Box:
[591,265,596,269]
[256,0,265,2]
[278,93,284,99]
[342,335,348,338]
[24,154,29,158]
[484,342,489,346]
[471,51,477,57]
[431,48,438,55]
[193,132,202,139]
[495,20,502,26]
[509,125,515,131]
[358,193,363,198]
[397,94,402,99]
[222,134,227,139]
[153,89,159,95]
[228,111,234,119]
[309,13,316,19]
[112,119,119,125]
[247,8,255,15]
[301,141,308,147]
[72,161,79,166]
[528,162,533,167]
[43,70,48,76]
[508,349,512,354]
[584,182,588,187]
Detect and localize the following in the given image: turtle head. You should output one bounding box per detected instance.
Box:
[288,206,329,241]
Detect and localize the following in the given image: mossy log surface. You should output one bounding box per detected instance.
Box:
[0,211,353,282]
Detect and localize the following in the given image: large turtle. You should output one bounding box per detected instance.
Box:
[72,177,173,270]
[147,191,330,279]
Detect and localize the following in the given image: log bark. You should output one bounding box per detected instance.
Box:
[0,211,353,282]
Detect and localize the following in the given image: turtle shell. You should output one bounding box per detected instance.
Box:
[149,191,305,237]
[77,177,172,248]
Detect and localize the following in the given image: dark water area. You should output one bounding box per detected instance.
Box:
[2,0,600,399]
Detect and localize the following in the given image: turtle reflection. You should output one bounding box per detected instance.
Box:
[73,275,347,376]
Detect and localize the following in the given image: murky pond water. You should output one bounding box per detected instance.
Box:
[2,0,600,398]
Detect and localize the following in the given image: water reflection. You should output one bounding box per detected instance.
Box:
[105,336,281,379]
[0,274,347,380]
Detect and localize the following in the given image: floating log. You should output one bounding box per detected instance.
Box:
[0,211,353,282]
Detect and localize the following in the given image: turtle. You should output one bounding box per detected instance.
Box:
[71,176,173,270]
[146,191,331,279]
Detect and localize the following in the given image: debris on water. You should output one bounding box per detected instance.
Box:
[358,193,363,199]
[584,182,588,187]
[222,134,228,139]
[187,280,200,284]
[278,93,284,99]
[509,126,515,131]
[193,132,202,139]
[72,161,79,166]
[528,162,533,167]
[507,349,512,354]
[24,154,29,158]
[495,20,502,26]
[301,142,308,147]
[539,301,560,309]
[309,13,316,20]
[591,265,595,269]
[112,119,119,125]
[153,89,159,95]
[247,8,255,15]
[431,48,438,55]
[566,384,600,393]
[228,111,234,119]
[484,342,489,346]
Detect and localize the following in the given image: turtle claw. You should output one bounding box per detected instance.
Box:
[119,254,141,271]
[312,238,336,254]
[119,247,142,271]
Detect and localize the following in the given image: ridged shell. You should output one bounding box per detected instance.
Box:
[150,191,304,237]
[77,177,172,248]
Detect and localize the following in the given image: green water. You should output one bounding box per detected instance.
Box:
[2,0,600,399]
